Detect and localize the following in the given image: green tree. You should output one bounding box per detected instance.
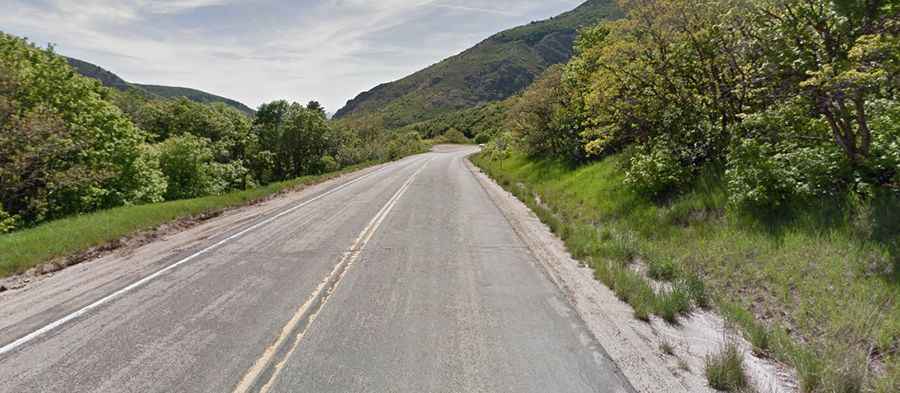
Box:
[755,0,899,167]
[0,33,164,227]
[507,65,584,161]
[155,134,215,200]
[253,101,335,179]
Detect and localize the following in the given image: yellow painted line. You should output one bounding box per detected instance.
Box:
[232,157,433,393]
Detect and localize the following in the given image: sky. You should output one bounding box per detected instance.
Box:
[1,0,584,113]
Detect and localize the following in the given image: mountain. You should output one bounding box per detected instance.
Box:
[334,0,622,129]
[133,84,255,115]
[65,57,255,115]
[65,57,132,91]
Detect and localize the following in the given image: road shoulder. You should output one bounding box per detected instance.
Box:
[465,156,796,393]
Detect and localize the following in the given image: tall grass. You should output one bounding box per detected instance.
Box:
[472,152,899,392]
[0,163,376,278]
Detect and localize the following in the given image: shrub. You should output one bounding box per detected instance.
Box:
[725,138,841,209]
[868,99,900,186]
[625,138,692,198]
[0,207,18,233]
[385,131,428,160]
[156,134,215,200]
[207,160,254,195]
[509,65,585,162]
[0,33,165,225]
[482,132,513,162]
[441,128,470,144]
[474,133,491,144]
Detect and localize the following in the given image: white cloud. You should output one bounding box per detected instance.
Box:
[0,0,583,111]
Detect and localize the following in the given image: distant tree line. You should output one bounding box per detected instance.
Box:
[0,33,426,232]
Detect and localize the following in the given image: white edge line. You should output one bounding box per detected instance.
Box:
[0,157,425,357]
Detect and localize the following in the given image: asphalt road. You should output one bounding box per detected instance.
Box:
[0,146,633,393]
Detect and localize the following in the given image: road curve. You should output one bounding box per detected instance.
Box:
[0,146,633,393]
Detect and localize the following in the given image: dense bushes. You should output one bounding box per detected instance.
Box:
[0,33,428,232]
[438,128,469,144]
[501,0,898,205]
[0,34,165,230]
[398,101,506,141]
[155,134,215,200]
[506,65,586,162]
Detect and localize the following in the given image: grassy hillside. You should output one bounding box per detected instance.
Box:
[473,152,899,392]
[134,84,255,115]
[334,0,621,130]
[65,56,255,115]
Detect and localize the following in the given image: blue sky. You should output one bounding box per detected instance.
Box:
[1,0,583,112]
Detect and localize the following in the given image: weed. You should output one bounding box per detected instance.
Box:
[648,257,677,281]
[656,287,691,324]
[681,274,709,308]
[791,349,822,393]
[746,324,770,357]
[660,339,675,356]
[706,341,749,391]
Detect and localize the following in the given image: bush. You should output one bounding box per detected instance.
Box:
[726,138,842,209]
[156,134,215,200]
[320,155,340,173]
[0,207,18,233]
[385,131,428,160]
[474,133,491,144]
[482,132,513,162]
[0,34,165,225]
[207,160,253,194]
[868,99,900,186]
[441,128,470,144]
[509,65,585,162]
[625,138,692,198]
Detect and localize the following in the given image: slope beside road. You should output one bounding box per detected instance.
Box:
[0,146,634,393]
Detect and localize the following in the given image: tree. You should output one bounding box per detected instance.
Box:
[253,101,335,179]
[756,0,899,165]
[306,100,326,117]
[155,134,214,200]
[507,65,584,161]
[0,33,165,227]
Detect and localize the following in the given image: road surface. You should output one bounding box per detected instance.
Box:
[0,146,633,393]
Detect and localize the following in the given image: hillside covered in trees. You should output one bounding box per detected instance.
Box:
[475,0,899,392]
[334,0,623,132]
[65,56,256,115]
[0,32,426,234]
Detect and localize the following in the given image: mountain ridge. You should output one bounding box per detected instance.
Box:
[334,0,622,129]
[64,56,255,115]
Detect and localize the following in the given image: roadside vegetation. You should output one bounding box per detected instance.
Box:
[0,163,375,278]
[474,0,898,391]
[0,32,427,274]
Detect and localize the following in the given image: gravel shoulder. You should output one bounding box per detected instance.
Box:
[466,156,797,393]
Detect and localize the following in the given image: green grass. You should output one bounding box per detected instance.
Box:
[0,162,377,278]
[706,341,751,392]
[472,152,899,392]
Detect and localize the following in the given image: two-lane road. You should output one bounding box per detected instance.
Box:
[0,146,633,393]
